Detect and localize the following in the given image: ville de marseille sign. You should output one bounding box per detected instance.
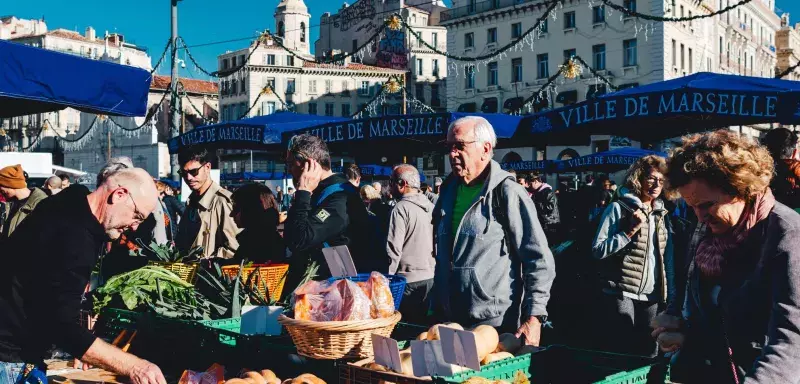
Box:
[287,113,449,144]
[533,90,781,133]
[168,123,276,154]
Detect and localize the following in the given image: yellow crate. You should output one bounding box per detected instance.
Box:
[222,263,289,302]
[147,261,199,284]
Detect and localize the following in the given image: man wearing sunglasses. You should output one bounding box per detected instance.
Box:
[0,168,167,384]
[432,116,555,347]
[176,148,240,260]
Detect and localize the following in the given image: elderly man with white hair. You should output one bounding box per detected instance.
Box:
[0,168,166,383]
[433,116,555,345]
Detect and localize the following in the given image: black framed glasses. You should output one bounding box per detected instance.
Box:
[179,166,204,178]
[644,176,665,185]
[441,140,478,151]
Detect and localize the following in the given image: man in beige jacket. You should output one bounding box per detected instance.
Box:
[176,148,240,259]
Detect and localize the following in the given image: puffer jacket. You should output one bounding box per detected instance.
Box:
[532,184,560,226]
[592,187,675,303]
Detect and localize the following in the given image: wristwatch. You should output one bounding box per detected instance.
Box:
[533,315,548,325]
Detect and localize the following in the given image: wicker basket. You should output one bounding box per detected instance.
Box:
[148,261,199,284]
[278,312,402,360]
[222,263,289,302]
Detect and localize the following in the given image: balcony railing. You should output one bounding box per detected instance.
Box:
[441,0,540,22]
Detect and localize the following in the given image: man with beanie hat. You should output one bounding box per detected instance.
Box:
[0,164,47,241]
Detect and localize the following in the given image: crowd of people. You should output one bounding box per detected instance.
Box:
[1,117,800,383]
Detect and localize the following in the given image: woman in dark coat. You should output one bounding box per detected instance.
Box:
[654,130,800,383]
[230,183,285,263]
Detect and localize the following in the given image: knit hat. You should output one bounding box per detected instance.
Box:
[434,177,443,186]
[0,165,27,189]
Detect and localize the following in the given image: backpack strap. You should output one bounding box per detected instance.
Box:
[491,179,510,235]
[315,182,357,206]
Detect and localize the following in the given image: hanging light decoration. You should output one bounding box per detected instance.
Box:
[383,76,402,93]
[258,30,273,44]
[386,15,402,31]
[560,58,583,79]
[261,85,274,96]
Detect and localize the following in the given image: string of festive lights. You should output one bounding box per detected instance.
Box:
[776,61,800,79]
[107,89,170,132]
[235,85,293,120]
[149,38,173,76]
[600,0,753,22]
[180,36,263,78]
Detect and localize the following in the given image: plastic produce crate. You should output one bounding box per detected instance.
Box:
[328,273,407,310]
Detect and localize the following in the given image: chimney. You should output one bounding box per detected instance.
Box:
[85,26,96,41]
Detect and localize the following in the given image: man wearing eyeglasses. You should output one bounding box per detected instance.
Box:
[176,148,240,260]
[432,116,555,347]
[0,168,167,384]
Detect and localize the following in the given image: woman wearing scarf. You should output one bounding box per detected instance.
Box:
[654,130,800,383]
[592,155,675,357]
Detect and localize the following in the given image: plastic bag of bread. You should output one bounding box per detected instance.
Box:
[365,272,394,318]
[292,281,330,320]
[178,363,224,384]
[330,279,371,321]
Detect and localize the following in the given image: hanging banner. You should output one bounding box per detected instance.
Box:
[284,113,449,144]
[500,160,552,172]
[376,29,408,70]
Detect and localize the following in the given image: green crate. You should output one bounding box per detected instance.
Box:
[525,346,670,384]
[197,317,242,346]
[436,351,536,384]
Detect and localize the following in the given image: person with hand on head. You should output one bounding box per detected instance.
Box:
[176,148,240,260]
[0,164,48,242]
[283,134,374,294]
[432,116,555,346]
[0,168,166,384]
[592,155,675,357]
[44,175,63,196]
[653,130,800,383]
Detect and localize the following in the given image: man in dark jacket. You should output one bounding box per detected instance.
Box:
[283,134,374,293]
[528,173,560,243]
[0,168,166,383]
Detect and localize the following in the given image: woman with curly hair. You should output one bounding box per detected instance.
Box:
[652,130,800,383]
[592,155,675,357]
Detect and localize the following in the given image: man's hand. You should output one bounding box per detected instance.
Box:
[128,359,167,384]
[515,316,542,346]
[297,159,322,193]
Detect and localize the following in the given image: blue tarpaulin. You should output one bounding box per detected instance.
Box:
[281,112,524,146]
[0,39,151,118]
[552,147,667,173]
[168,112,348,154]
[519,72,800,143]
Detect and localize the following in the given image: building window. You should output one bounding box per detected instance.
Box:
[308,103,318,115]
[241,78,247,94]
[265,101,276,115]
[466,65,475,89]
[592,44,606,70]
[301,22,306,42]
[537,54,549,79]
[342,104,351,117]
[488,62,498,86]
[431,84,440,105]
[267,54,275,65]
[512,58,523,82]
[680,43,685,70]
[239,55,245,67]
[222,58,229,70]
[671,40,676,67]
[541,18,548,33]
[342,81,350,95]
[689,48,693,73]
[433,59,440,77]
[325,103,335,116]
[308,80,317,93]
[359,81,370,95]
[417,59,424,76]
[287,78,296,94]
[231,79,238,95]
[512,23,522,39]
[564,11,576,29]
[278,21,285,37]
[624,0,636,12]
[325,79,332,94]
[432,32,438,47]
[465,32,474,49]
[287,56,295,66]
[592,6,605,24]
[563,49,576,61]
[266,77,276,91]
[623,39,637,66]
[487,28,497,44]
[231,56,237,67]
[416,84,425,101]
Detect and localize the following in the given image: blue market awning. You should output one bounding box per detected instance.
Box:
[169,112,348,154]
[0,39,151,118]
[553,147,667,173]
[518,72,800,143]
[281,112,523,147]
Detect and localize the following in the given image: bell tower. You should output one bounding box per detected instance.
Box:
[274,0,311,55]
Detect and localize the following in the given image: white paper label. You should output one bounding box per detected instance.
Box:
[439,327,481,371]
[321,245,357,277]
[372,334,403,373]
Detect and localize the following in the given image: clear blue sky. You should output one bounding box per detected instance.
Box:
[3,0,799,81]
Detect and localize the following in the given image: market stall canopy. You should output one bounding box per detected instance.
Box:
[0,39,151,118]
[280,112,523,148]
[221,172,291,181]
[518,72,800,143]
[168,112,348,154]
[500,160,554,173]
[552,147,667,173]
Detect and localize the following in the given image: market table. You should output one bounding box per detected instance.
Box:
[47,360,127,383]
